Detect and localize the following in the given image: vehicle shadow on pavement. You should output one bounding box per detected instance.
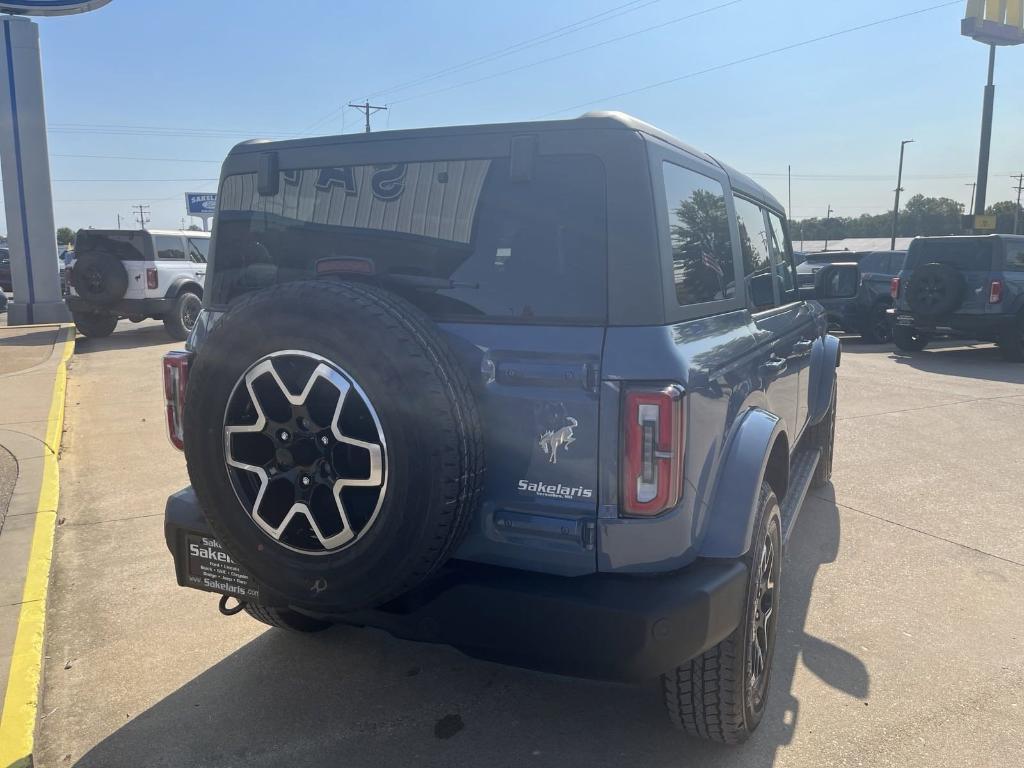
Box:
[887,345,1024,385]
[72,323,175,354]
[72,494,866,768]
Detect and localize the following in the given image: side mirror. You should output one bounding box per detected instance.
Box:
[814,262,860,300]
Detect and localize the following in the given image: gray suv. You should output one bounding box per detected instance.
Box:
[161,112,854,742]
[890,234,1024,360]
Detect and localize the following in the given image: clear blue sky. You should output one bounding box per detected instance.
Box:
[8,0,1023,232]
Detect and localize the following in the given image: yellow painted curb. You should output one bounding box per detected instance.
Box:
[0,326,75,768]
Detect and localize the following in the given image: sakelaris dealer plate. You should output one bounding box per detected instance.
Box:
[181,532,260,601]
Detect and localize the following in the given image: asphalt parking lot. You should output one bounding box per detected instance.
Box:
[32,322,1024,768]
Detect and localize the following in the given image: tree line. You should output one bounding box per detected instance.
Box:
[789,194,1023,240]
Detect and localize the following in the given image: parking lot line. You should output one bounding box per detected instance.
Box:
[0,326,74,768]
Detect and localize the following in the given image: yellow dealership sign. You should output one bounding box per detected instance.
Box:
[962,1,1024,44]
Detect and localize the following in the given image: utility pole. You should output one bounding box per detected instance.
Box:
[1013,173,1024,235]
[973,44,997,217]
[787,164,792,220]
[890,139,914,250]
[965,182,977,215]
[116,212,121,230]
[347,101,388,133]
[132,204,150,230]
[823,204,833,251]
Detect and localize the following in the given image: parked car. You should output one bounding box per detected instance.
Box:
[813,250,906,343]
[66,229,210,339]
[889,234,1024,360]
[0,288,7,314]
[0,247,10,293]
[161,112,855,743]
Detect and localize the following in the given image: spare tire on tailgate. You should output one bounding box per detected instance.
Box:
[183,280,484,611]
[69,251,129,305]
[906,262,965,317]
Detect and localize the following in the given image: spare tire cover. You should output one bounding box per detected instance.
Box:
[183,280,484,611]
[70,252,129,305]
[906,262,965,317]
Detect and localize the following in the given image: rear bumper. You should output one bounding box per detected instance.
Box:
[889,309,1013,338]
[67,294,172,317]
[164,487,748,682]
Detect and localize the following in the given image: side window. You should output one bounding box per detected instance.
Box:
[661,162,735,307]
[766,211,797,299]
[155,235,185,260]
[1005,245,1024,270]
[734,197,775,311]
[187,238,209,263]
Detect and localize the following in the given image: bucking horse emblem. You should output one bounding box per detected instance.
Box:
[539,417,577,464]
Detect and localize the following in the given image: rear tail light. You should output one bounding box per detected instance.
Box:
[163,350,193,450]
[890,277,900,299]
[621,385,684,517]
[988,279,1003,304]
[146,267,159,290]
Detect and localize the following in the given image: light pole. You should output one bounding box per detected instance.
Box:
[890,139,914,250]
[823,204,833,251]
[965,182,977,214]
[960,2,1024,227]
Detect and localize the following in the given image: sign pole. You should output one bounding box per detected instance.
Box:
[0,15,69,324]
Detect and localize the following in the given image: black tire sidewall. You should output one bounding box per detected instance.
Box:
[73,312,118,338]
[893,325,928,352]
[164,291,201,340]
[740,483,782,731]
[184,283,478,611]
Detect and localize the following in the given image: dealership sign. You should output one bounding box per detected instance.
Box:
[185,193,217,216]
[0,1,112,15]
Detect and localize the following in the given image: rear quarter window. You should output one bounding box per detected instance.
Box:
[211,155,608,324]
[75,231,149,261]
[1004,243,1024,270]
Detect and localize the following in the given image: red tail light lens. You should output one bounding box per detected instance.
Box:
[163,350,193,450]
[890,277,900,299]
[146,267,159,290]
[622,385,684,517]
[989,279,1003,304]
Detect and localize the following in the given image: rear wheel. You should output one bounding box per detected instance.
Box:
[73,312,118,338]
[243,603,332,633]
[997,315,1024,362]
[163,290,202,341]
[662,482,781,743]
[893,326,929,352]
[861,302,892,344]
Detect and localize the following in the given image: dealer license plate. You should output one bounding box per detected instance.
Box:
[183,532,260,601]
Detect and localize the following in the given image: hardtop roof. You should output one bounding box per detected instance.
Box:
[226,111,785,214]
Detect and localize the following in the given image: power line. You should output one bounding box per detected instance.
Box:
[348,101,389,133]
[367,0,660,99]
[389,0,744,107]
[540,0,962,117]
[299,0,662,135]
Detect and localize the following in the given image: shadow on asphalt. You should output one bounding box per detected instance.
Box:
[0,328,58,348]
[72,494,866,768]
[888,346,1024,385]
[72,322,176,354]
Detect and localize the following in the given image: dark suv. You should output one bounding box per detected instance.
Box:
[161,112,854,742]
[798,250,905,343]
[890,234,1024,360]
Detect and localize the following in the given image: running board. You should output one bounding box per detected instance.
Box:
[781,447,821,545]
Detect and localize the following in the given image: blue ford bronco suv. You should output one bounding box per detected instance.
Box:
[889,234,1024,360]
[162,112,855,742]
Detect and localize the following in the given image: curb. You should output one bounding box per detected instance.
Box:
[0,325,75,768]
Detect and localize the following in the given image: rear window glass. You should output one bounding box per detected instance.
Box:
[1004,243,1024,270]
[662,162,735,306]
[210,155,607,323]
[908,238,994,270]
[74,231,149,261]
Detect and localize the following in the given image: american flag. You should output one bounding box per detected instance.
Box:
[702,249,723,277]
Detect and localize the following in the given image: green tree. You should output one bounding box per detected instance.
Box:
[187,224,202,231]
[986,200,1023,233]
[56,226,74,246]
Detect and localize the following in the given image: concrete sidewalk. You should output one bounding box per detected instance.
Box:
[0,322,75,768]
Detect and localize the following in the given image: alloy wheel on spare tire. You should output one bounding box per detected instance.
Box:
[68,251,129,305]
[905,262,965,317]
[183,280,484,612]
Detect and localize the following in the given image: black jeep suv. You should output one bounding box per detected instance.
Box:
[890,234,1024,360]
